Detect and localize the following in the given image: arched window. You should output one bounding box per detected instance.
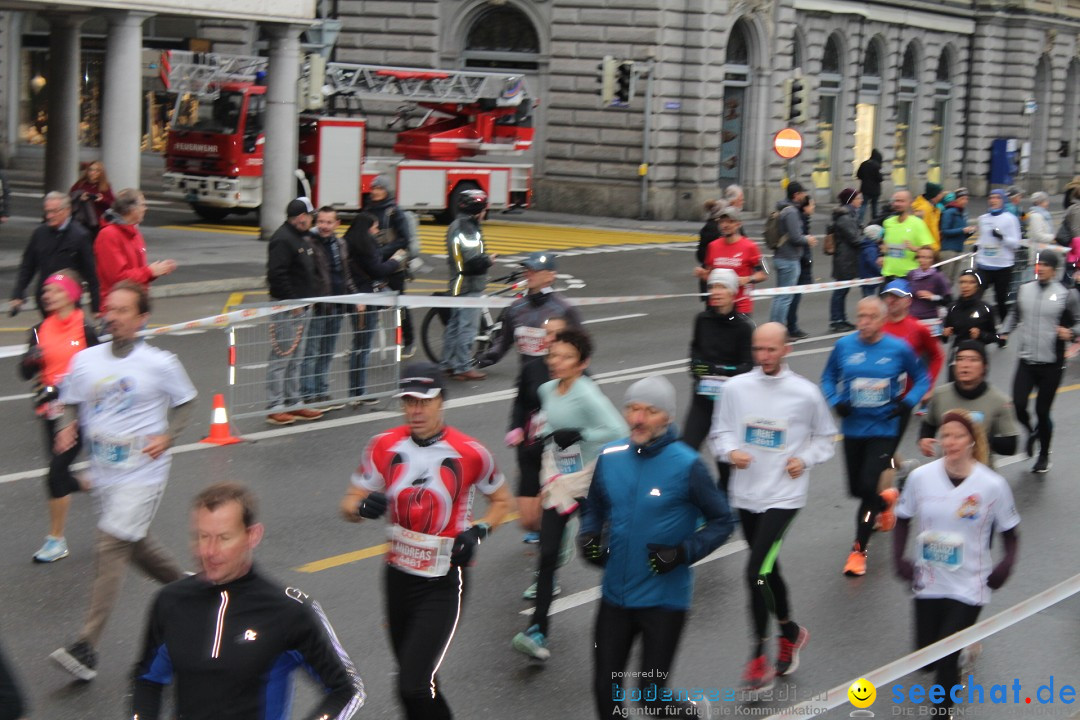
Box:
[720,20,753,184]
[463,5,540,70]
[863,43,881,79]
[725,21,750,66]
[814,34,845,191]
[928,48,954,184]
[822,35,842,75]
[893,42,920,188]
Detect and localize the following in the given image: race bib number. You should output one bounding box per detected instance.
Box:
[887,246,906,259]
[982,246,998,258]
[388,526,454,578]
[743,417,787,452]
[927,319,943,337]
[554,443,584,475]
[918,531,964,571]
[514,326,548,357]
[696,375,727,399]
[969,411,985,426]
[851,377,890,408]
[90,433,144,469]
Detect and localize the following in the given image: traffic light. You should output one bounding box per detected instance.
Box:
[597,55,616,105]
[615,61,635,104]
[788,77,808,124]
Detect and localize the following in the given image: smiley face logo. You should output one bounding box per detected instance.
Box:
[848,678,876,708]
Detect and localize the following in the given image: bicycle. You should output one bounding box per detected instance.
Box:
[420,270,527,366]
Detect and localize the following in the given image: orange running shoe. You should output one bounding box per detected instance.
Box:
[843,543,867,577]
[875,488,900,532]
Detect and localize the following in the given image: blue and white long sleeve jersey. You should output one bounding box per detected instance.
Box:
[821,333,930,438]
[709,365,837,512]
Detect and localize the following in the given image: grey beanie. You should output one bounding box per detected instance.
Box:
[371,175,392,191]
[624,375,677,418]
[707,268,739,293]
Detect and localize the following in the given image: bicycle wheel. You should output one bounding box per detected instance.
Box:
[421,307,448,364]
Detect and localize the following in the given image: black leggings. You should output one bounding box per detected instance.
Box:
[843,437,895,550]
[680,388,732,495]
[594,601,695,719]
[385,565,466,720]
[41,416,82,499]
[515,440,542,498]
[914,598,982,703]
[531,507,570,636]
[1012,360,1063,459]
[740,509,798,640]
[977,266,1013,322]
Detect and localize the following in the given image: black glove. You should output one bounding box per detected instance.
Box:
[647,543,686,575]
[992,228,1004,240]
[357,492,388,519]
[476,351,497,369]
[886,401,907,419]
[690,359,713,378]
[834,401,853,418]
[450,523,490,566]
[987,561,1012,589]
[551,429,584,450]
[579,533,608,567]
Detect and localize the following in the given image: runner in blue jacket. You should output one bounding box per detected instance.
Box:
[822,296,930,577]
[579,375,735,719]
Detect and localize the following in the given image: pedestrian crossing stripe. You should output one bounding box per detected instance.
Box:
[160,220,695,256]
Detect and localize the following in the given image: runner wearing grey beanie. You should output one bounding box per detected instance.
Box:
[623,375,677,419]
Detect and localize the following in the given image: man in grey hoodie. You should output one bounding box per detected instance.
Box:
[768,182,816,337]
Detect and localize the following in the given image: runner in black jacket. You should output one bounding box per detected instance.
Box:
[681,268,753,494]
[132,483,364,720]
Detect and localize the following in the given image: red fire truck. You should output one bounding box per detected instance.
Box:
[162,53,535,221]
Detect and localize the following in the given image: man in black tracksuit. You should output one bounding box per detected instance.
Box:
[131,483,364,720]
[681,268,753,494]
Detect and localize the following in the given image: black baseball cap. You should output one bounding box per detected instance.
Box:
[521,252,557,271]
[286,197,315,218]
[395,362,447,399]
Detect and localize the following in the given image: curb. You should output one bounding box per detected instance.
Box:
[15,275,266,312]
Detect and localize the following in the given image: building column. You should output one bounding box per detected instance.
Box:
[44,15,85,193]
[260,23,304,241]
[101,11,151,191]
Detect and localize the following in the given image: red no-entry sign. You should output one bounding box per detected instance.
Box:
[773,128,804,159]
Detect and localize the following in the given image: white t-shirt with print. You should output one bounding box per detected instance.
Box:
[61,342,197,487]
[895,459,1020,606]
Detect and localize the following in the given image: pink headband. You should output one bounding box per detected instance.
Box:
[43,273,82,305]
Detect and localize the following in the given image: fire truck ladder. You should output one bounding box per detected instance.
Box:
[323,62,529,107]
[166,52,268,99]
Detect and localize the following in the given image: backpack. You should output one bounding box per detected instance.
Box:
[763,208,789,250]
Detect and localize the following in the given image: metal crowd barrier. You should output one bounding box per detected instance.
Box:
[226,300,401,419]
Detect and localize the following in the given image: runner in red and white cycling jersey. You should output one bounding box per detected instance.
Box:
[340,362,512,720]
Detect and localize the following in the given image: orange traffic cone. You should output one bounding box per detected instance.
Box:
[201,393,243,446]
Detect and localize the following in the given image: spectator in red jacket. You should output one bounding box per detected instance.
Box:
[94,188,176,301]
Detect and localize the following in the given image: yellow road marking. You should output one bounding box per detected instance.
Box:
[222,292,246,314]
[295,511,521,573]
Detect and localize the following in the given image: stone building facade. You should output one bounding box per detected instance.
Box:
[331,0,1080,218]
[0,0,1076,219]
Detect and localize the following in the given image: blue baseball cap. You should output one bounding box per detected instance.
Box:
[880,279,912,297]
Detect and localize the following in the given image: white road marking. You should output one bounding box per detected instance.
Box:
[0,393,33,403]
[582,313,647,325]
[520,541,750,617]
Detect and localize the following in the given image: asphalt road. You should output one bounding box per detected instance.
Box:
[2,222,1080,720]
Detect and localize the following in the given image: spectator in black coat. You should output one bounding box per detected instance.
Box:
[343,211,406,407]
[9,191,99,317]
[829,188,863,332]
[856,149,884,223]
